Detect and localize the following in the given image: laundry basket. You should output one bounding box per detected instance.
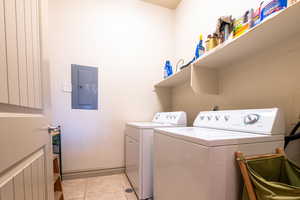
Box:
[236,148,300,200]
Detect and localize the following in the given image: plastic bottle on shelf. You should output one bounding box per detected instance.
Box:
[195,34,205,59]
[164,60,173,79]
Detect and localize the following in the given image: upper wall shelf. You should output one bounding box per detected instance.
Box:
[154,2,300,94]
[193,1,300,69]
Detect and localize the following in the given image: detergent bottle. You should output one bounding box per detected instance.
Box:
[164,60,173,79]
[195,34,205,60]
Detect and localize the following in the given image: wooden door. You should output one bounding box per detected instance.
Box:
[0,0,52,199]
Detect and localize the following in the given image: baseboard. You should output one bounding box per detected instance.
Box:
[62,167,125,180]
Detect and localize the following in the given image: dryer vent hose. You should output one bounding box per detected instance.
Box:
[285,121,300,149]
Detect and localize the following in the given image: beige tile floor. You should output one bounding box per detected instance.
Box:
[62,174,138,200]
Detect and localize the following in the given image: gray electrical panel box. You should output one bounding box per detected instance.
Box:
[71,64,98,110]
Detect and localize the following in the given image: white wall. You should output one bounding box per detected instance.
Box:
[49,0,300,172]
[173,0,300,164]
[49,0,174,172]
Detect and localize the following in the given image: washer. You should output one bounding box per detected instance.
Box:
[125,112,187,200]
[153,108,285,200]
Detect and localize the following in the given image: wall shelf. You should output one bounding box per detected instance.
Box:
[193,1,300,69]
[154,2,300,95]
[154,66,191,88]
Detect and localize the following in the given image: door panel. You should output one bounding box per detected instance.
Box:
[13,173,25,200]
[0,114,53,200]
[24,167,33,200]
[38,156,46,200]
[25,0,35,108]
[0,180,14,200]
[0,149,46,200]
[32,159,39,200]
[4,0,20,105]
[0,0,8,103]
[16,0,29,107]
[78,69,94,105]
[1,0,43,109]
[32,0,42,109]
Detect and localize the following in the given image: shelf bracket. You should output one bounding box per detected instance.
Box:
[154,86,172,111]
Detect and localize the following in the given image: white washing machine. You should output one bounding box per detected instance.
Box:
[153,108,285,200]
[125,112,187,200]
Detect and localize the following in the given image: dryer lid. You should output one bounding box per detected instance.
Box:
[126,122,178,129]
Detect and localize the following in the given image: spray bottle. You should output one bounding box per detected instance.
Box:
[195,34,205,60]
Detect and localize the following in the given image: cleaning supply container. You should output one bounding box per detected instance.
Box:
[163,60,173,79]
[261,0,287,21]
[195,34,205,59]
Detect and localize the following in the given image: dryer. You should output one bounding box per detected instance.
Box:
[125,112,187,200]
[153,108,285,200]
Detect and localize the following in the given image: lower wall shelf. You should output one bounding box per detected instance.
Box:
[155,64,219,95]
[155,66,191,88]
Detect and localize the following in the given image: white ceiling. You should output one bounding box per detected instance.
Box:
[141,0,182,9]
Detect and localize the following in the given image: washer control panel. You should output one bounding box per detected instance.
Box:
[193,108,284,135]
[153,112,187,126]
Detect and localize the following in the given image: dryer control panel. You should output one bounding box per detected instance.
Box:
[152,112,187,126]
[193,108,285,135]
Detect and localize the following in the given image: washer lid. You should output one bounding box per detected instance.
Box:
[154,127,284,147]
[126,122,180,129]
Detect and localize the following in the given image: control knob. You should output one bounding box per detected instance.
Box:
[224,115,230,121]
[244,114,260,125]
